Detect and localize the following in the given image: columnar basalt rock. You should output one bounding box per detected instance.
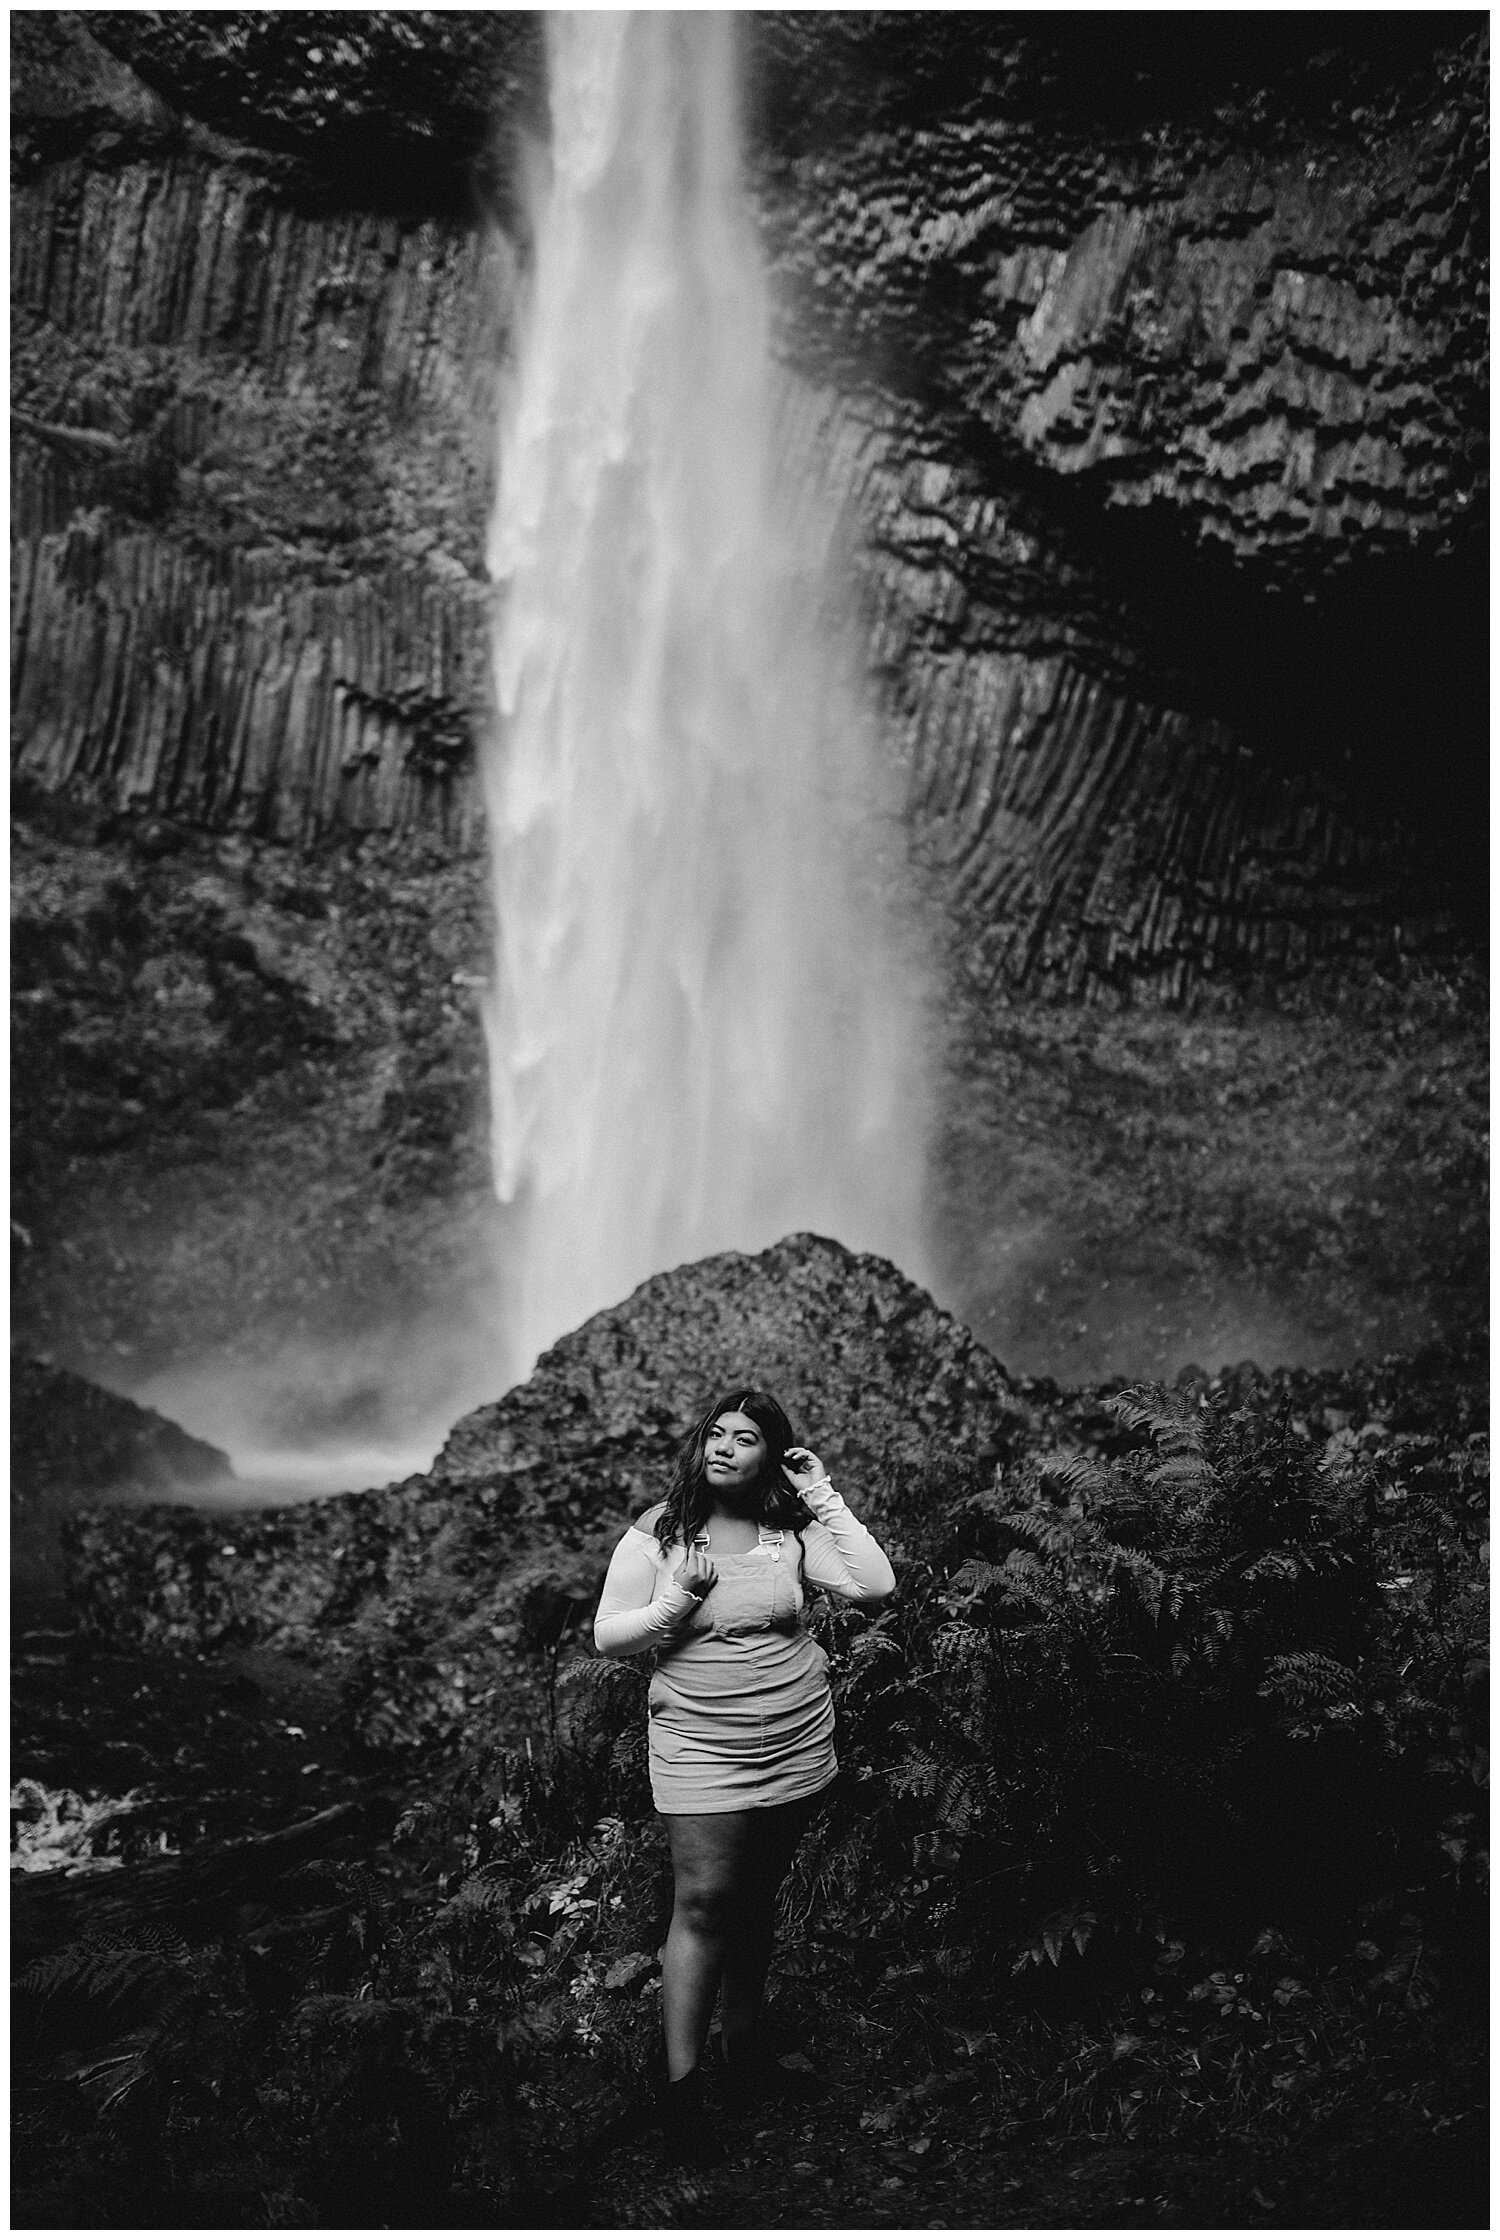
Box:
[10,14,1487,996]
[11,59,509,843]
[778,379,1468,999]
[761,97,1485,572]
[747,14,1485,998]
[12,529,487,846]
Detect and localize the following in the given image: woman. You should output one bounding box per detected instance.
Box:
[594,1387,895,2159]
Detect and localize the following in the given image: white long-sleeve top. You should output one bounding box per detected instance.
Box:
[593,1479,895,1660]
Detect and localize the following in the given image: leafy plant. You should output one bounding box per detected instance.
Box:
[13,1363,1486,2225]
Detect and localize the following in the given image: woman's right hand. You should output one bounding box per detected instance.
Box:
[673,1544,717,1603]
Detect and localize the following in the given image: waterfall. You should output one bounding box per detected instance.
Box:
[483,12,931,1381]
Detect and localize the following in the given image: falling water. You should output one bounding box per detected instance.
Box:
[483,13,930,1380]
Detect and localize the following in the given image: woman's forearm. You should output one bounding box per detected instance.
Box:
[594,1536,700,1657]
[594,1581,699,1657]
[800,1481,896,1601]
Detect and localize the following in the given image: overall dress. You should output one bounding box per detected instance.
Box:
[647,1528,837,1815]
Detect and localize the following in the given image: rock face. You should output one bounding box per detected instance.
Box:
[756,19,1484,573]
[750,18,1486,996]
[12,1352,232,1606]
[8,16,1487,1406]
[434,1230,1032,1494]
[12,135,503,847]
[777,380,1475,1000]
[10,14,1487,992]
[64,1235,1036,1750]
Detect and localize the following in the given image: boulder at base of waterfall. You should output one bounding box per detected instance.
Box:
[63,1234,1039,1754]
[12,1354,233,1610]
[434,1230,1036,1504]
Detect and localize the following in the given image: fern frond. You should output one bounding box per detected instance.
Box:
[999,1509,1081,1557]
[1146,1454,1218,1492]
[931,1622,987,1671]
[1040,1455,1122,1504]
[1105,1547,1171,1620]
[946,1558,1008,1601]
[436,1875,517,1929]
[620,2173,711,2229]
[20,1941,191,2014]
[557,1655,623,1689]
[994,1574,1058,1618]
[1013,1906,1098,1971]
[935,1764,992,1836]
[1108,1384,1207,1460]
[95,1922,194,1967]
[125,1984,206,2086]
[415,2013,498,2095]
[1259,1652,1361,1710]
[848,1628,905,1668]
[888,1754,942,1801]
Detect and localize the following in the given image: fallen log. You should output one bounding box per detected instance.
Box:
[11,1799,376,1965]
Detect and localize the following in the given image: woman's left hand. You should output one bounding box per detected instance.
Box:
[784,1445,827,1490]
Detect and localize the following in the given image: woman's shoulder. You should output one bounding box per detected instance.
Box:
[630,1501,668,1539]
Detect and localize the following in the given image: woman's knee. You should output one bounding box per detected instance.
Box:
[666,1811,757,1938]
[672,1868,736,1940]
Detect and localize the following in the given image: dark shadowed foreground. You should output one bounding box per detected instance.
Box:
[13,1238,1486,2228]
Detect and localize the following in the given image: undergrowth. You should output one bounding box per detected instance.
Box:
[12,1381,1487,2225]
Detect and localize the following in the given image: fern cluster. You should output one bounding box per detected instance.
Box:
[782,1381,1486,1975]
[13,1368,1486,2225]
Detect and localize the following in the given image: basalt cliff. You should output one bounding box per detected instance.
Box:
[10,14,1487,1420]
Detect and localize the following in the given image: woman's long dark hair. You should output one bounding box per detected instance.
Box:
[650,1387,814,1554]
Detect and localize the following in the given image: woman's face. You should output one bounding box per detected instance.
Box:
[704,1410,769,1501]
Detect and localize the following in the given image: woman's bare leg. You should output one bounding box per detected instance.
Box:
[661,1811,755,2079]
[717,1916,775,2053]
[718,1793,821,2055]
[663,1796,823,2077]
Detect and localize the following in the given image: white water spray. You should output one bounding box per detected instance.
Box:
[483,13,930,1379]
